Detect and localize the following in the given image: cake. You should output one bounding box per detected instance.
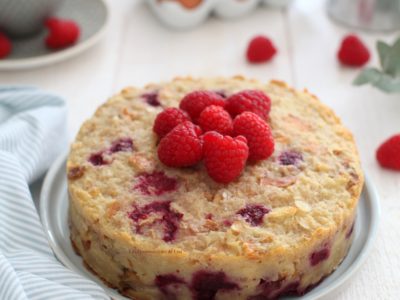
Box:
[67,76,363,300]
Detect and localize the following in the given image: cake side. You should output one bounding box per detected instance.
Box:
[67,76,363,299]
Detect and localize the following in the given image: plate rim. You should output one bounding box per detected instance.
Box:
[40,153,381,300]
[0,0,109,71]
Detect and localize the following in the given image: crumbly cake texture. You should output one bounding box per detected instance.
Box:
[67,76,363,300]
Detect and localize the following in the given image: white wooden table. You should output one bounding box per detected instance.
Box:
[1,0,399,298]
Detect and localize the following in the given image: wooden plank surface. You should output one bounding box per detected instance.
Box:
[112,3,292,89]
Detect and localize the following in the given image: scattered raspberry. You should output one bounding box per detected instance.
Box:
[337,34,370,67]
[237,204,270,226]
[197,105,233,135]
[310,247,330,266]
[88,138,133,166]
[109,138,134,153]
[246,35,277,63]
[179,91,225,122]
[67,166,85,180]
[134,171,178,196]
[225,90,271,120]
[153,108,191,138]
[278,150,303,166]
[0,32,12,59]
[128,201,183,242]
[45,18,80,49]
[233,112,274,162]
[158,121,203,167]
[376,134,400,170]
[191,271,239,300]
[257,278,284,298]
[88,152,108,166]
[253,278,300,299]
[141,91,161,107]
[155,274,186,296]
[202,132,249,184]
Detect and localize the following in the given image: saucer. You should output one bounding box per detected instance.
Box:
[0,0,108,70]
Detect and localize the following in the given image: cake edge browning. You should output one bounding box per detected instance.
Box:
[67,77,364,300]
[69,209,357,299]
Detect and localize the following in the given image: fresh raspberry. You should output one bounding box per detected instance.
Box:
[225,90,271,120]
[197,105,233,135]
[246,35,277,63]
[0,32,12,59]
[337,34,370,67]
[202,132,249,184]
[153,108,191,138]
[45,18,80,49]
[233,112,274,162]
[157,121,202,167]
[376,134,400,170]
[179,91,225,122]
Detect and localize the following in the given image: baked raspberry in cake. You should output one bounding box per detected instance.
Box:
[67,76,363,300]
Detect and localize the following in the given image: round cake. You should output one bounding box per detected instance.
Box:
[67,76,363,300]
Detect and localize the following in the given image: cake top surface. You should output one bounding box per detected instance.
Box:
[67,76,363,257]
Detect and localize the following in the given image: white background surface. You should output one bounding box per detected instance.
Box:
[1,0,399,299]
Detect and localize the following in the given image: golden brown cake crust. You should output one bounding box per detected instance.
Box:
[68,76,363,299]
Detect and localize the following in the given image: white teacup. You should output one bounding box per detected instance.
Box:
[0,0,64,37]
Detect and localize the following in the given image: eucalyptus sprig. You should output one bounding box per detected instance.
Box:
[354,37,400,93]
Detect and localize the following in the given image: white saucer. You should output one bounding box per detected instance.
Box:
[40,153,380,300]
[0,0,108,70]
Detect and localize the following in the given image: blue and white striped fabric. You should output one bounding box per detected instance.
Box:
[0,87,108,300]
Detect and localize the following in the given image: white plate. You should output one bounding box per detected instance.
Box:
[40,153,380,300]
[0,0,108,70]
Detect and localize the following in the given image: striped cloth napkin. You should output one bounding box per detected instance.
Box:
[0,87,108,300]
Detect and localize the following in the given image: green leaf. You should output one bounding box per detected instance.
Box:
[372,73,400,93]
[355,36,400,93]
[382,38,400,77]
[353,68,382,85]
[377,41,390,71]
[353,68,400,93]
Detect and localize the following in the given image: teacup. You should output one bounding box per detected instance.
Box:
[0,0,64,37]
